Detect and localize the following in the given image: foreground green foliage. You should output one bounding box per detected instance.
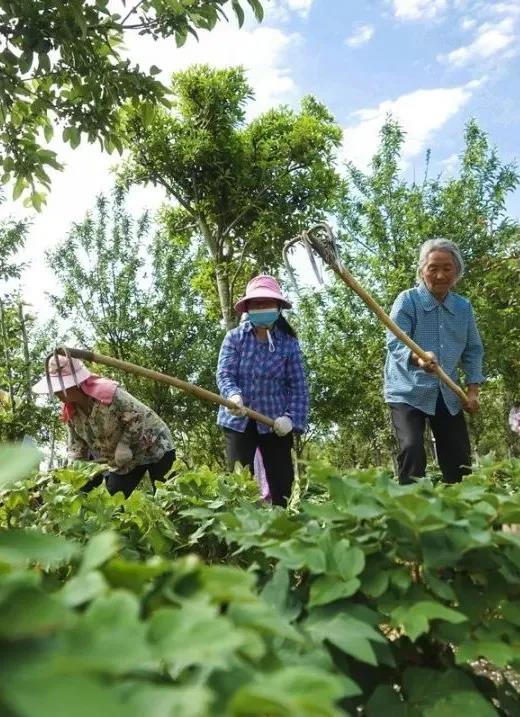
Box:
[1,446,519,715]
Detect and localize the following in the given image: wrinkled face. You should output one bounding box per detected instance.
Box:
[421,250,458,299]
[247,299,278,311]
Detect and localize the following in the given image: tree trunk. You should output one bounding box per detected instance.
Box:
[215,263,236,331]
[18,301,32,404]
[0,298,16,416]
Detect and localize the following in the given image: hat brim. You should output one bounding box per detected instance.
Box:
[234,289,292,314]
[32,367,92,394]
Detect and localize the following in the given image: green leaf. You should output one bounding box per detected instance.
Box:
[391,601,467,642]
[228,599,302,641]
[332,540,365,580]
[80,531,120,574]
[140,101,155,127]
[102,557,171,592]
[260,563,289,611]
[0,529,78,568]
[123,684,212,717]
[148,601,246,672]
[12,175,26,200]
[68,126,81,149]
[232,0,245,27]
[309,575,360,607]
[367,685,408,717]
[229,666,359,716]
[18,50,33,74]
[30,191,46,211]
[425,692,498,717]
[456,640,513,668]
[38,52,51,73]
[2,675,131,717]
[150,64,161,76]
[60,570,108,607]
[0,443,42,489]
[0,586,70,639]
[58,592,152,673]
[246,0,264,22]
[305,609,387,666]
[200,564,257,602]
[403,667,498,716]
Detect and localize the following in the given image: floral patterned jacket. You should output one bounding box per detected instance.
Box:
[67,387,173,474]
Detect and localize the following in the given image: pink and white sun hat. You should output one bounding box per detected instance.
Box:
[32,355,92,394]
[234,275,292,315]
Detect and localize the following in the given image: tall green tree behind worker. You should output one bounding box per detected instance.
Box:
[120,64,345,329]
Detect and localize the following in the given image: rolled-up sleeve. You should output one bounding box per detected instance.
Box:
[216,331,242,399]
[461,304,485,384]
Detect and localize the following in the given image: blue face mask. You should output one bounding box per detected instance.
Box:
[248,308,280,327]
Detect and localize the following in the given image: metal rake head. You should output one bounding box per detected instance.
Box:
[44,346,81,399]
[283,222,343,292]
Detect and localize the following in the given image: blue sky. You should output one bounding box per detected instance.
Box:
[1,0,519,314]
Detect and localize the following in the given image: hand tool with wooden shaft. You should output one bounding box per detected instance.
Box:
[46,346,275,427]
[283,223,468,407]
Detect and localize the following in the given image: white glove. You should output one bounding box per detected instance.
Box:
[273,415,293,437]
[114,442,133,468]
[226,394,246,417]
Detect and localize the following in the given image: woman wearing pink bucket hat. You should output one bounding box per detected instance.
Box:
[216,275,309,506]
[33,355,175,497]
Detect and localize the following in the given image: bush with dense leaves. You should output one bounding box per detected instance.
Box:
[0,445,519,715]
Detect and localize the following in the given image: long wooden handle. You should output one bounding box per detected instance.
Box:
[332,265,468,405]
[60,347,275,428]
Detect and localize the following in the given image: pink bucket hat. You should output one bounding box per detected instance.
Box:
[234,275,292,314]
[32,355,92,394]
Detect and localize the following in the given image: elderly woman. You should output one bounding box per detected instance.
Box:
[384,238,484,484]
[33,355,175,497]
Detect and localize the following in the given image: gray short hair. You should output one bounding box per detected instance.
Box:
[416,238,465,282]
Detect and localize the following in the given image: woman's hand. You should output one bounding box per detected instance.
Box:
[464,385,480,414]
[413,351,438,373]
[226,394,246,416]
[273,415,293,437]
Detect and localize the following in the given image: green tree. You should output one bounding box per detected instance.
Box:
[0,0,264,208]
[47,189,224,466]
[0,195,60,443]
[299,118,520,466]
[121,64,344,328]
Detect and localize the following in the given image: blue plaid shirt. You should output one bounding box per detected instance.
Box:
[384,282,484,416]
[216,321,309,434]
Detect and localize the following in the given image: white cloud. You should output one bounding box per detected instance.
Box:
[440,153,460,176]
[346,24,375,48]
[460,16,477,30]
[391,0,448,21]
[438,17,517,67]
[342,80,482,169]
[286,0,314,17]
[125,23,301,116]
[267,0,314,22]
[487,3,520,17]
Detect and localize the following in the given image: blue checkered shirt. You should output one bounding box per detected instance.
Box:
[216,321,309,434]
[384,282,485,416]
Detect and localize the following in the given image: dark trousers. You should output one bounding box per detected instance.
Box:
[80,449,176,498]
[224,420,294,507]
[389,395,471,485]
